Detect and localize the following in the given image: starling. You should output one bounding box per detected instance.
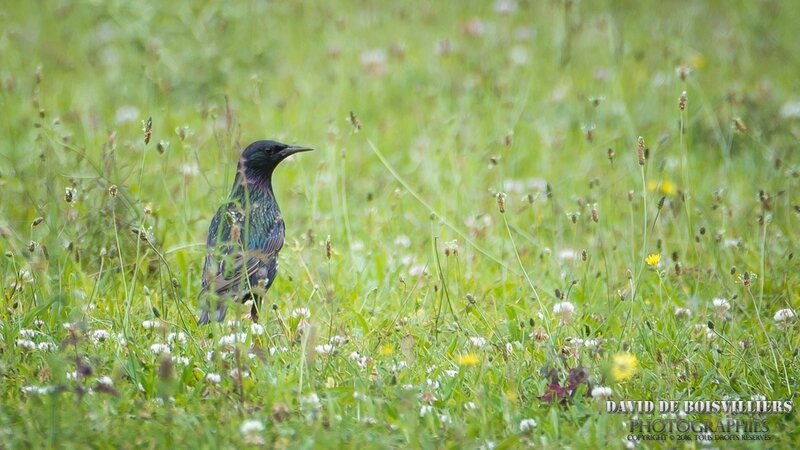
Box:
[198,140,313,324]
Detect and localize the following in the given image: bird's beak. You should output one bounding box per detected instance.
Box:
[281,145,314,158]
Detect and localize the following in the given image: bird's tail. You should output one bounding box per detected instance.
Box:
[197,303,228,325]
[197,310,211,325]
[215,303,228,322]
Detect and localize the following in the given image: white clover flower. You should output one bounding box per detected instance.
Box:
[519,418,538,432]
[360,416,377,425]
[16,339,36,350]
[712,298,730,314]
[584,339,600,350]
[349,351,368,369]
[18,269,34,284]
[142,320,159,330]
[553,301,575,323]
[591,386,613,400]
[426,379,440,390]
[409,264,427,277]
[91,329,110,344]
[250,323,265,336]
[557,249,577,261]
[329,335,347,346]
[444,240,459,255]
[774,308,795,322]
[180,164,199,177]
[167,332,187,346]
[469,336,487,347]
[19,329,36,339]
[269,346,287,356]
[98,376,113,386]
[724,238,741,248]
[291,307,311,319]
[239,419,265,445]
[315,344,334,355]
[37,342,57,351]
[674,307,691,319]
[206,373,221,384]
[171,356,190,366]
[302,393,322,410]
[568,337,584,347]
[219,333,247,347]
[150,343,170,355]
[439,414,452,424]
[420,405,433,417]
[229,368,249,378]
[390,361,408,372]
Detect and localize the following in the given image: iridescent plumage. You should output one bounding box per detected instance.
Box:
[198,140,312,324]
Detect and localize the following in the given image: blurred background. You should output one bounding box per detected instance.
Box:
[2,0,799,322]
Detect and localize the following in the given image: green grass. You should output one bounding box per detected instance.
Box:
[1,0,799,448]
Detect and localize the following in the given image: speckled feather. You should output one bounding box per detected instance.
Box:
[198,175,285,323]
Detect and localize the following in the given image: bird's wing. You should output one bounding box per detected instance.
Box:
[200,203,232,293]
[201,206,284,298]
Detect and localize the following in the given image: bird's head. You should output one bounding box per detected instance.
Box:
[240,140,313,179]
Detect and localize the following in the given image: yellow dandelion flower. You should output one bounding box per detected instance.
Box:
[690,53,707,70]
[456,353,480,366]
[645,253,661,266]
[379,344,394,356]
[611,353,638,381]
[647,180,677,195]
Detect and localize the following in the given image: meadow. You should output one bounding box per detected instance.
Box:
[1,0,799,448]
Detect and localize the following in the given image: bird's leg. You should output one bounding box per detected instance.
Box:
[198,296,216,325]
[250,295,261,323]
[214,300,228,323]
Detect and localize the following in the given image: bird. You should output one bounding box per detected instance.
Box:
[198,140,313,324]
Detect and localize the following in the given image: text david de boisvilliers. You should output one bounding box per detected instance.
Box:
[606,400,793,415]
